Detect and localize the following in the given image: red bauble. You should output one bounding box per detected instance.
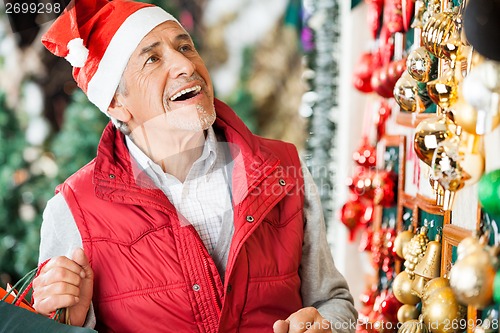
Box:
[402,0,415,31]
[383,0,404,34]
[373,170,398,207]
[353,139,377,167]
[340,197,370,241]
[379,290,402,324]
[354,52,378,93]
[366,0,384,39]
[375,100,392,140]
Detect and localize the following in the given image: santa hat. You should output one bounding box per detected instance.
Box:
[42,0,178,114]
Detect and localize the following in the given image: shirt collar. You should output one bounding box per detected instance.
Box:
[125,126,219,180]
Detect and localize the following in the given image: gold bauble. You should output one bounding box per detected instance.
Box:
[427,69,459,109]
[422,12,458,59]
[448,248,495,309]
[456,237,482,260]
[451,92,500,135]
[398,319,428,333]
[393,271,421,305]
[422,277,449,306]
[397,304,420,323]
[414,115,457,166]
[407,47,437,83]
[422,286,467,333]
[394,72,426,112]
[394,229,415,259]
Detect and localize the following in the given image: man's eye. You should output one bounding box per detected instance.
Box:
[179,45,194,53]
[146,56,159,64]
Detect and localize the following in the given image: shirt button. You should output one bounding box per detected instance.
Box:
[193,284,200,292]
[246,215,255,223]
[279,179,286,186]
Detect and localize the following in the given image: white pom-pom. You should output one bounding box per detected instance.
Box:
[65,38,89,68]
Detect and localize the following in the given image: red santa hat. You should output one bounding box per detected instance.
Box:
[42,0,178,114]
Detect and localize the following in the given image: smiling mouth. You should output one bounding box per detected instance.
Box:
[169,85,202,102]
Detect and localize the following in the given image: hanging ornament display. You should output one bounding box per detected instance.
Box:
[478,169,500,216]
[449,236,496,309]
[404,226,429,279]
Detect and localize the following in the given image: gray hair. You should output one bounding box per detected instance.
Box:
[110,75,131,135]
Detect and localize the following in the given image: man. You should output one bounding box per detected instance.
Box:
[32,0,357,332]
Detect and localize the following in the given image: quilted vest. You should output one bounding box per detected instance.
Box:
[58,99,305,333]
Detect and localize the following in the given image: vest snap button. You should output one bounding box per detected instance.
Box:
[193,284,200,292]
[246,215,254,223]
[279,178,286,186]
[109,174,115,179]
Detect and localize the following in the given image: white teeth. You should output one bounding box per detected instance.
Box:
[170,85,201,101]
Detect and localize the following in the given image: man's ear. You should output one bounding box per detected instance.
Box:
[107,95,132,123]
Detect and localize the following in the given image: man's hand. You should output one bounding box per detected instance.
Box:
[273,307,333,333]
[32,248,94,327]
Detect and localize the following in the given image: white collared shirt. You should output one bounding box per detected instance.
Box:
[125,127,233,255]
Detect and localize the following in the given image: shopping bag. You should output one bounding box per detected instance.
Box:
[0,301,97,333]
[0,263,97,332]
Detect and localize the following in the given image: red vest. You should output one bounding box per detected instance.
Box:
[58,99,305,333]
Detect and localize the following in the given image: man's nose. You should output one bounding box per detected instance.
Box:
[167,50,196,78]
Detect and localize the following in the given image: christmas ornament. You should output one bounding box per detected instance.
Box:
[372,59,406,99]
[397,304,420,323]
[411,235,442,297]
[422,286,466,333]
[422,277,450,306]
[375,100,392,140]
[359,228,374,252]
[431,137,469,210]
[478,169,500,216]
[393,271,421,305]
[427,68,459,110]
[397,319,428,333]
[393,228,415,259]
[464,0,500,61]
[354,138,377,167]
[404,226,429,279]
[354,52,379,93]
[414,115,458,166]
[451,90,500,135]
[459,132,485,186]
[406,47,438,83]
[373,170,397,207]
[379,290,403,323]
[449,236,495,309]
[340,197,371,241]
[384,0,404,34]
[422,11,459,60]
[401,0,414,32]
[366,0,384,39]
[393,72,428,113]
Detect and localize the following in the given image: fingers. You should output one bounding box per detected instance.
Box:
[281,307,331,333]
[71,248,93,279]
[32,251,90,317]
[274,319,290,333]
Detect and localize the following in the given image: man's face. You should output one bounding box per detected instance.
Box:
[113,20,215,133]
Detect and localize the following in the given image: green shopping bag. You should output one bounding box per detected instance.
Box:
[0,263,97,332]
[0,302,97,333]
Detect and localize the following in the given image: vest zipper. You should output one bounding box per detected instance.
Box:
[197,241,222,313]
